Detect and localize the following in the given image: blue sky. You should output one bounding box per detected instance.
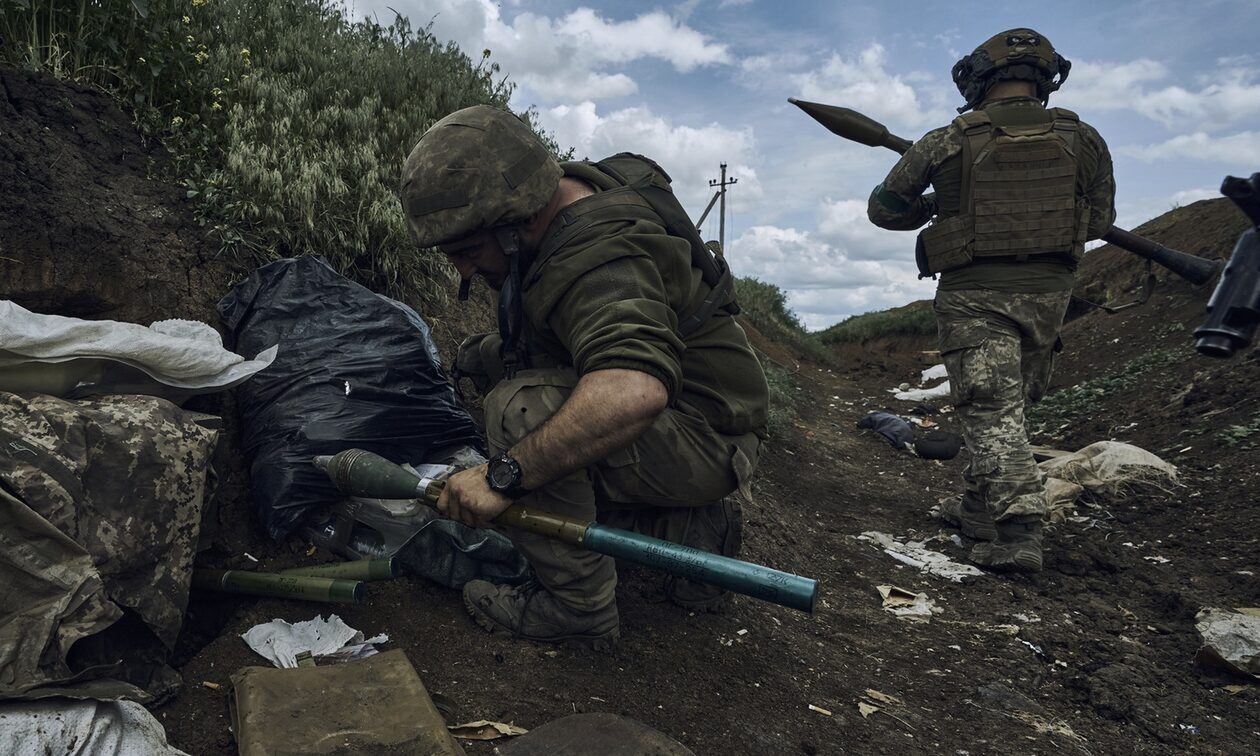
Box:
[353,0,1260,329]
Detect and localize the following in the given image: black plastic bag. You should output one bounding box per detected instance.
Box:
[218,256,484,540]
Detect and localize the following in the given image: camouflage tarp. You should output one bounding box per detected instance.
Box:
[0,392,216,701]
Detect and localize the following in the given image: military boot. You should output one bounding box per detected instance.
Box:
[939,494,998,541]
[463,579,620,650]
[969,515,1043,573]
[664,497,743,612]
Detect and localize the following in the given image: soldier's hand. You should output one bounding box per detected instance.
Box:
[436,464,513,528]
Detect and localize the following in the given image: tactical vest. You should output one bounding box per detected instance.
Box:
[915,107,1090,277]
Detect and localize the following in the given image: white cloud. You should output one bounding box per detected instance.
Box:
[815,198,916,263]
[1056,59,1260,131]
[725,224,935,328]
[787,44,949,133]
[1119,131,1260,165]
[357,1,729,102]
[538,101,762,215]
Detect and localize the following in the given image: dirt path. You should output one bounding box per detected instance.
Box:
[159,338,1260,754]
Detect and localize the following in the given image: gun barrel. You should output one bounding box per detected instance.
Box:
[192,569,364,603]
[318,448,819,613]
[1100,227,1221,286]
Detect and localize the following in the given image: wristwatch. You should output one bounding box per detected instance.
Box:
[486,452,530,499]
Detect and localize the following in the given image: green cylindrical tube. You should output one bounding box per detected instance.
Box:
[583,524,817,613]
[279,558,398,581]
[192,569,364,603]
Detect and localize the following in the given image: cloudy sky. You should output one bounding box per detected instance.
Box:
[353,0,1260,329]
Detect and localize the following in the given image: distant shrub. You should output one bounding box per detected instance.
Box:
[1,0,560,310]
[817,302,936,344]
[735,277,834,364]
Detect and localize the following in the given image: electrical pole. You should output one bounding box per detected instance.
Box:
[708,163,737,251]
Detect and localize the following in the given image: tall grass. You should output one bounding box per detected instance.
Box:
[0,0,558,310]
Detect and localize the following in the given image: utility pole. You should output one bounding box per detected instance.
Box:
[707,163,737,251]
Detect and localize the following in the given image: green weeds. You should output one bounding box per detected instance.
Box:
[1027,348,1183,439]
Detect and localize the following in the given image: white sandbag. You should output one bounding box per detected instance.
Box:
[0,300,276,395]
[1039,441,1177,498]
[920,364,948,384]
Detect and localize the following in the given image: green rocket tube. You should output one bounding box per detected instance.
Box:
[280,558,398,581]
[192,569,364,603]
[316,449,818,613]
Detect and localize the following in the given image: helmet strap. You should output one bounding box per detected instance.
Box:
[493,225,528,378]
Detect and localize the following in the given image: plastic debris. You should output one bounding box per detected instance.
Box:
[877,585,941,623]
[242,614,387,669]
[1195,608,1260,679]
[448,720,528,740]
[808,704,833,716]
[860,532,984,582]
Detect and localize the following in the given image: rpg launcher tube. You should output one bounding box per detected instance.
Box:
[192,569,364,603]
[279,558,398,581]
[317,448,819,613]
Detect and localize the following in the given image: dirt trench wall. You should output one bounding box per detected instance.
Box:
[0,65,236,323]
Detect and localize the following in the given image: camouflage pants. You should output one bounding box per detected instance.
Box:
[934,288,1071,522]
[476,360,760,613]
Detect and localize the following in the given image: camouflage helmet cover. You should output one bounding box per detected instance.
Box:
[951,28,1071,112]
[400,105,562,247]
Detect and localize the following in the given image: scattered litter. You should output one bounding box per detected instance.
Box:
[860,532,984,582]
[891,381,951,402]
[242,614,387,668]
[1012,613,1041,624]
[736,628,748,636]
[1039,441,1178,500]
[1195,608,1260,679]
[920,364,948,383]
[201,681,221,691]
[1019,639,1045,657]
[949,534,964,548]
[243,552,259,563]
[877,585,941,623]
[808,704,833,716]
[1224,685,1249,695]
[1177,724,1201,735]
[0,699,189,755]
[857,701,879,718]
[1144,555,1171,564]
[448,720,528,740]
[857,411,915,451]
[864,689,902,706]
[1179,446,1193,454]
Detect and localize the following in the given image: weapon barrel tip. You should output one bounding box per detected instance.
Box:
[787,97,801,104]
[312,454,333,471]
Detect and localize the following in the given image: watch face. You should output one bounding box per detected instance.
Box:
[489,462,514,488]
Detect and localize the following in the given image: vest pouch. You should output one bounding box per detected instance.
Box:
[917,213,974,276]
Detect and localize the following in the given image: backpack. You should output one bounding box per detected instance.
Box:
[915,107,1089,277]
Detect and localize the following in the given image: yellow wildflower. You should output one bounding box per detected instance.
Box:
[183,15,190,24]
[211,101,222,111]
[192,0,207,6]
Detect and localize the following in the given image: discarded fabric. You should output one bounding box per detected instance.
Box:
[857,411,914,451]
[1039,441,1178,499]
[920,364,948,383]
[0,699,189,756]
[877,584,941,623]
[1195,608,1260,679]
[892,380,951,402]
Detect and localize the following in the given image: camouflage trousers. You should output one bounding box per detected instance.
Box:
[934,288,1071,522]
[469,350,760,613]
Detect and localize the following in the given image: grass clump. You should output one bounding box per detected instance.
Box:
[817,301,936,344]
[735,277,834,364]
[0,0,559,310]
[1219,412,1260,448]
[1027,348,1182,439]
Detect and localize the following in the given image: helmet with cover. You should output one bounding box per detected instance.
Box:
[400,105,562,247]
[951,28,1071,113]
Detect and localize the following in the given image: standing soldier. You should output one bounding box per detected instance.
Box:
[399,106,769,647]
[867,29,1116,573]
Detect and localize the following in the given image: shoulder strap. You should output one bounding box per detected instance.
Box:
[1048,107,1080,155]
[953,111,992,215]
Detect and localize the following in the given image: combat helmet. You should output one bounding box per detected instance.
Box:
[951,28,1071,113]
[400,105,562,247]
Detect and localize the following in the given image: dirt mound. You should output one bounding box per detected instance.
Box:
[0,66,237,322]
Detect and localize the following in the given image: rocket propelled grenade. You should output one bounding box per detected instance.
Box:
[788,97,1220,286]
[192,569,365,603]
[316,448,818,613]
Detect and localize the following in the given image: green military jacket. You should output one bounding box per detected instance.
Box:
[517,161,769,438]
[867,96,1116,292]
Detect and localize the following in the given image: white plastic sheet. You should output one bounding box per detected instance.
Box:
[0,300,276,395]
[860,531,984,582]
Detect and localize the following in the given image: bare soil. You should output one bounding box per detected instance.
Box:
[5,65,1259,754]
